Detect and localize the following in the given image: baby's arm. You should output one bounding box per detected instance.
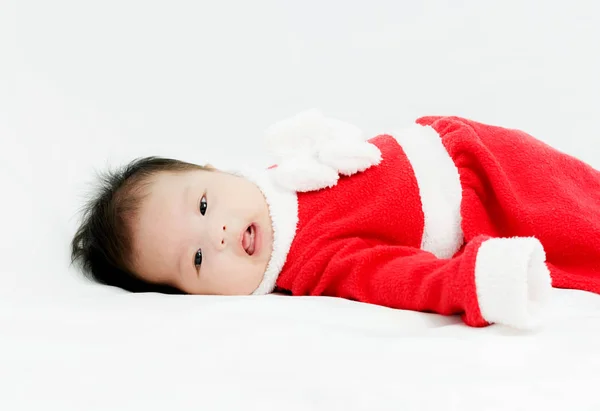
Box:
[287,235,552,329]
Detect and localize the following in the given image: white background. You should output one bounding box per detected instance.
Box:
[2,1,600,410]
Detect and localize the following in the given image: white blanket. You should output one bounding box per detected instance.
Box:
[2,288,600,410]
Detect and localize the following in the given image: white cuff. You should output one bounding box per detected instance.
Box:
[474,237,552,329]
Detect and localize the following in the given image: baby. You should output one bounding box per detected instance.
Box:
[71,110,600,329]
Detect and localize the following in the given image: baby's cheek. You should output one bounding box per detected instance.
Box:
[229,261,264,295]
[246,265,267,294]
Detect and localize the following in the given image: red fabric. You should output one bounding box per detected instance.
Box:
[278,232,494,327]
[275,116,600,325]
[418,116,600,295]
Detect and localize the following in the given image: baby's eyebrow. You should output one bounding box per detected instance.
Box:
[177,246,186,282]
[182,183,191,205]
[177,184,192,280]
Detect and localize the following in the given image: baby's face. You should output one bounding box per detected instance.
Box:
[130,169,273,295]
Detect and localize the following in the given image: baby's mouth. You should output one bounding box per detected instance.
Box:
[242,224,256,256]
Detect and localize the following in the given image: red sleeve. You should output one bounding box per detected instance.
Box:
[282,235,552,329]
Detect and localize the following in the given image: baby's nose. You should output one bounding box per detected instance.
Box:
[215,225,227,250]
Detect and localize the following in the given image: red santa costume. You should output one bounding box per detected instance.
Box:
[236,110,600,329]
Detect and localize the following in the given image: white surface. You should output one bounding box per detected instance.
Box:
[2,0,600,409]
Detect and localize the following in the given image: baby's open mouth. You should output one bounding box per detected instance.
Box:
[242,224,256,256]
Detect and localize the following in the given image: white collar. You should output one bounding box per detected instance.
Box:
[228,167,299,295]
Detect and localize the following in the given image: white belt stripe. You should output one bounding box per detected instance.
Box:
[392,124,464,258]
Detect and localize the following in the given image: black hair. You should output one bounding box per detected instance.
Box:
[71,157,210,294]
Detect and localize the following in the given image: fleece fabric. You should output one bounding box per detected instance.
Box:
[249,114,600,329]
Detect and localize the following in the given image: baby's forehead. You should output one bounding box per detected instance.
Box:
[140,168,210,210]
[145,169,203,190]
[131,172,191,249]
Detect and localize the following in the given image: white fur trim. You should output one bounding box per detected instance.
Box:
[229,167,299,295]
[264,109,381,192]
[271,155,340,192]
[264,109,364,159]
[475,237,552,329]
[392,125,464,258]
[318,138,382,176]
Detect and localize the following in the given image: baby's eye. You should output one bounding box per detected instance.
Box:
[194,249,203,267]
[199,195,208,216]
